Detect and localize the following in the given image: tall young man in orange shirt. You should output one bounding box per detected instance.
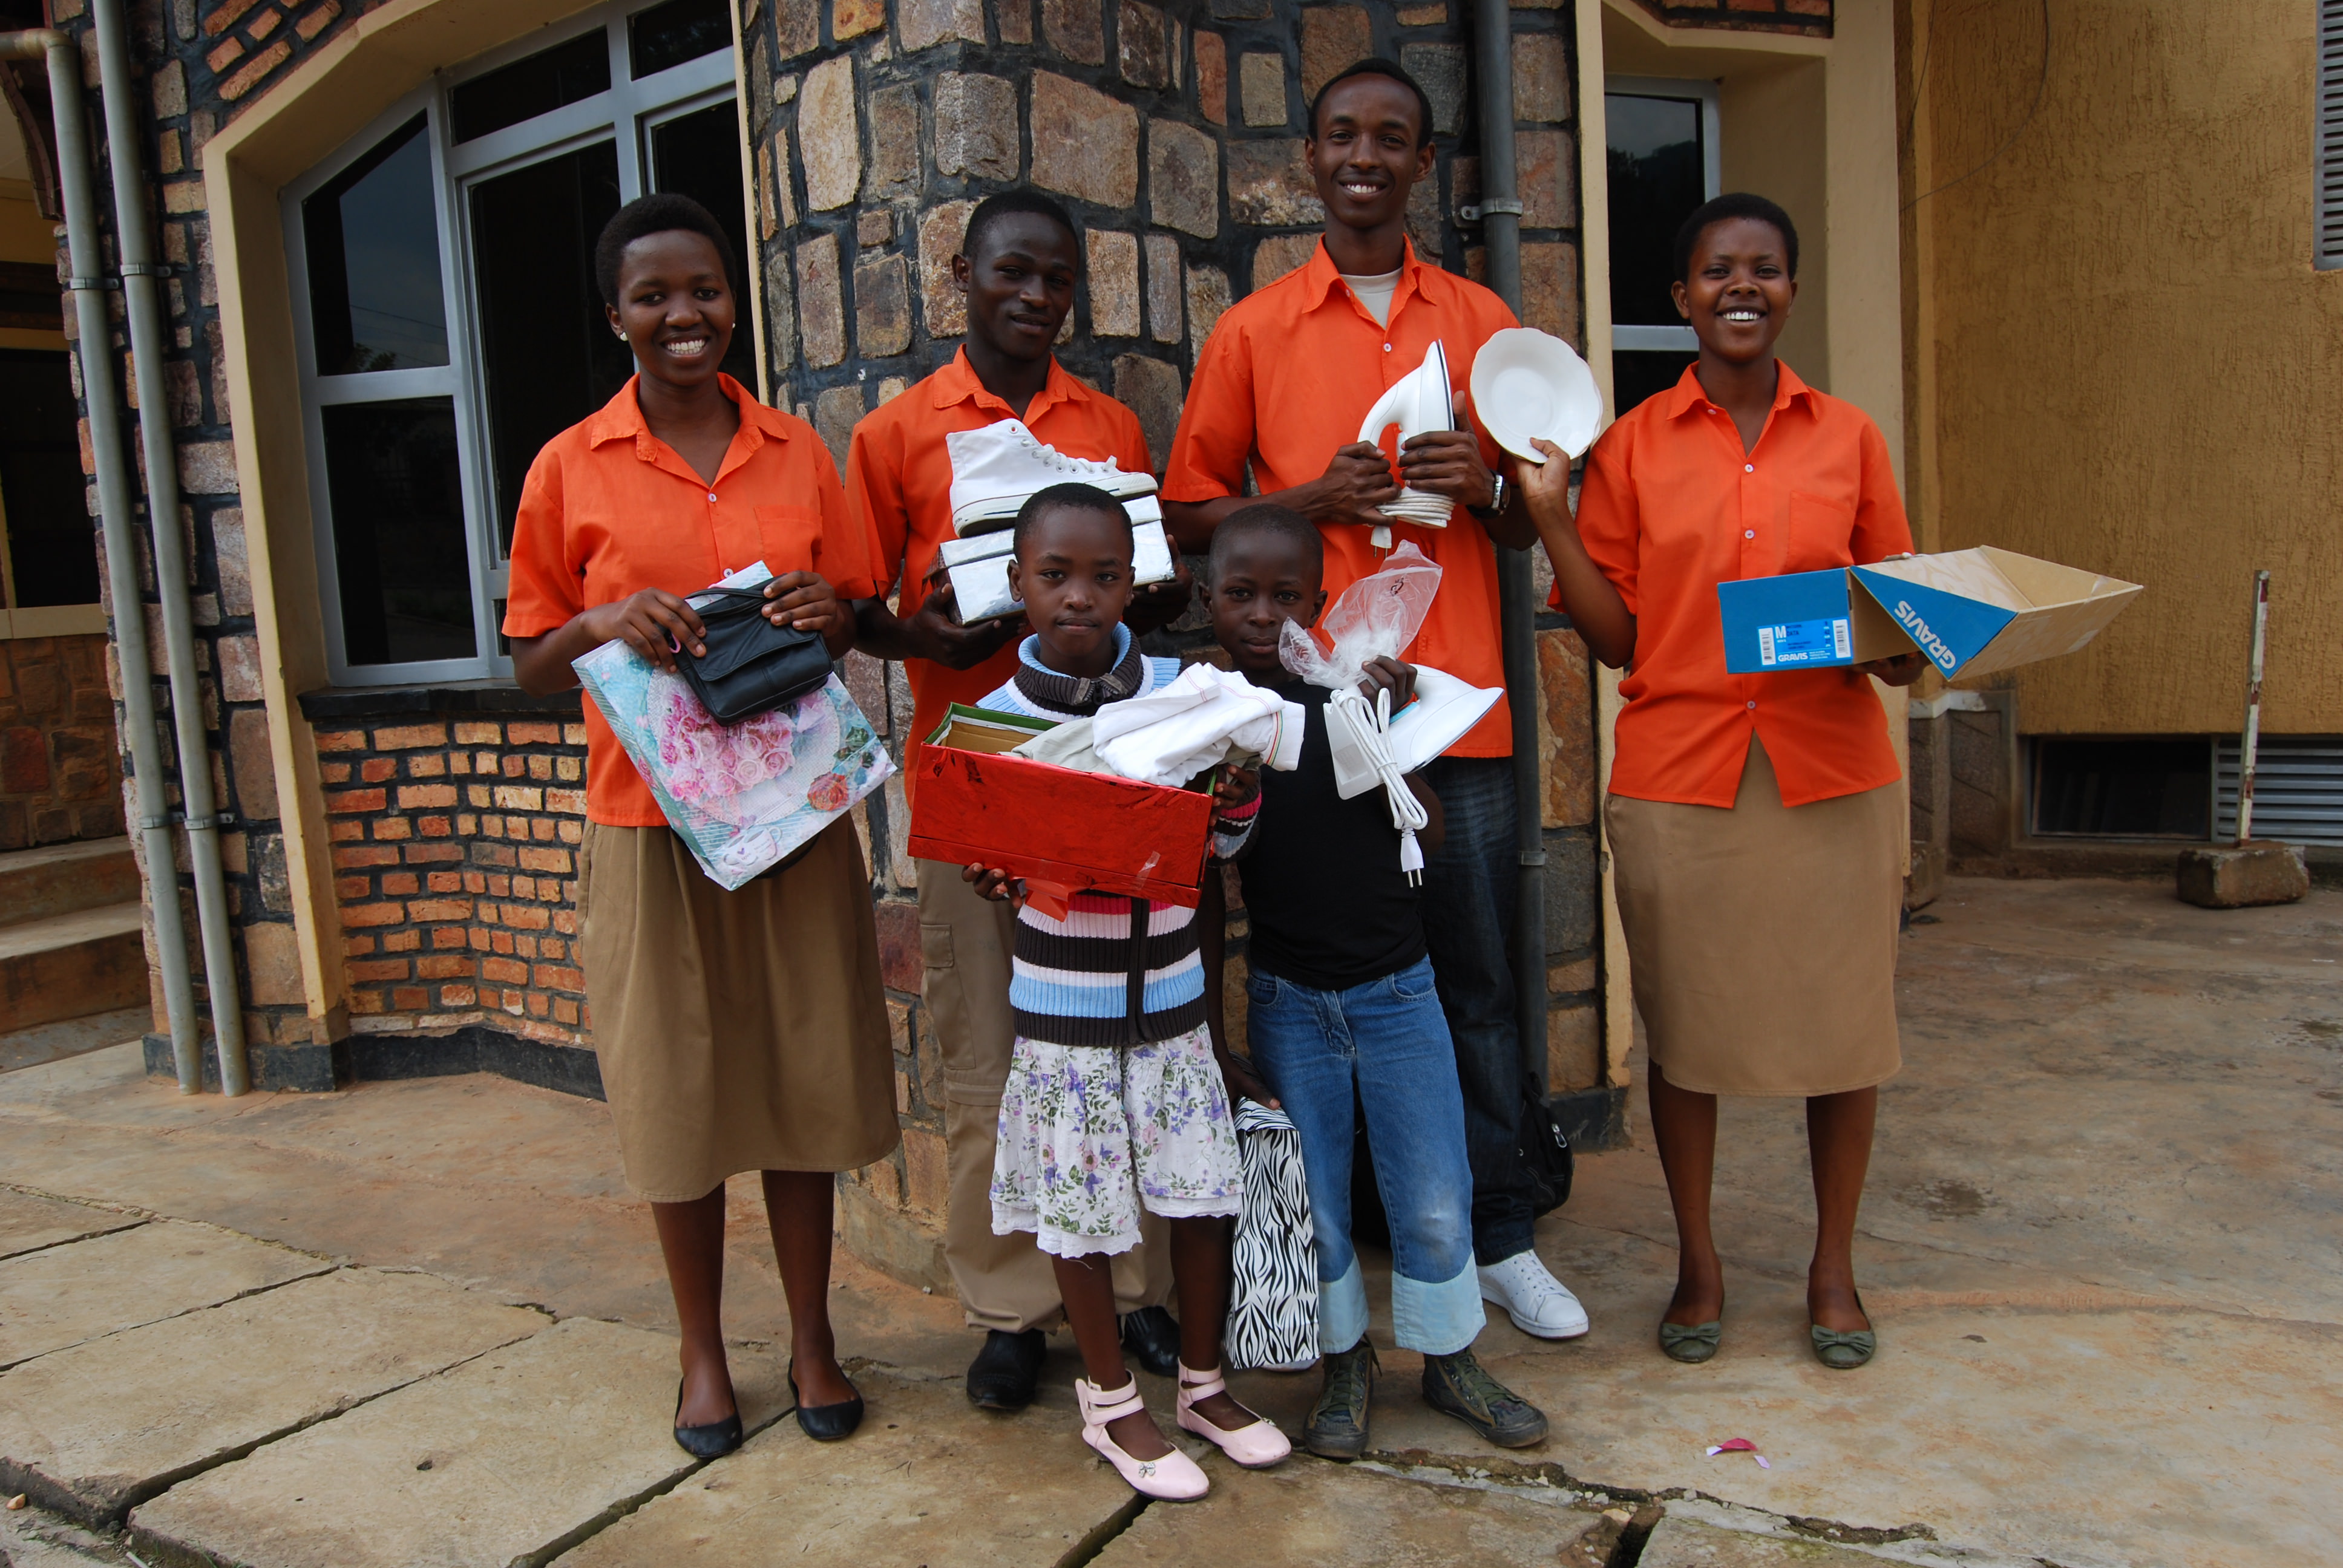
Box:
[1162,61,1590,1343]
[848,191,1187,1413]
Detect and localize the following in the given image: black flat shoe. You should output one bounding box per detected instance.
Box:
[673,1377,742,1460]
[965,1327,1047,1411]
[1119,1305,1181,1379]
[788,1362,865,1442]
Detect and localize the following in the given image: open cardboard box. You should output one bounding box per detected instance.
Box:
[1719,546,2142,681]
[907,705,1217,908]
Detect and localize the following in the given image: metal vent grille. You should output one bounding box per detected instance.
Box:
[2216,736,2343,844]
[2322,0,2343,268]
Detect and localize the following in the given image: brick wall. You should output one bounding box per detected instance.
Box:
[303,713,593,1045]
[0,633,123,849]
[1627,0,1831,35]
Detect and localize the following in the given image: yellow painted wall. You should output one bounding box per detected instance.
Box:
[1906,0,2342,735]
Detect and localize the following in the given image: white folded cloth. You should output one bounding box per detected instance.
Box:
[1085,664,1307,788]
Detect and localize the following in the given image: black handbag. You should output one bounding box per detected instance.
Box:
[675,586,833,724]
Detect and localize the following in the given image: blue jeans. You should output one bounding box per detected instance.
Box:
[1245,957,1485,1357]
[1418,755,1536,1267]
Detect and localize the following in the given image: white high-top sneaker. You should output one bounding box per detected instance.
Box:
[1478,1250,1591,1339]
[947,419,1159,534]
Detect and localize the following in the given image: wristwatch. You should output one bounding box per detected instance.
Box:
[1472,472,1507,517]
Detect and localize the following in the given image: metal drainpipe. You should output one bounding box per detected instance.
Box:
[3,28,207,1089]
[85,0,251,1095]
[1472,0,1549,1095]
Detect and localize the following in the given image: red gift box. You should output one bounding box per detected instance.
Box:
[908,706,1216,910]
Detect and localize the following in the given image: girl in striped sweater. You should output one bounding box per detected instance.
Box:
[962,483,1289,1499]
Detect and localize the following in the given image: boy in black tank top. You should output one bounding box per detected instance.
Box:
[1206,505,1549,1458]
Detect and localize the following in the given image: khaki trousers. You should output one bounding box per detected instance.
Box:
[919,867,1170,1331]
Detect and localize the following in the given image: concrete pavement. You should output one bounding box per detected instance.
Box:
[0,877,2334,1567]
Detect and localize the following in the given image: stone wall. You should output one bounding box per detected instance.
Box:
[0,634,122,850]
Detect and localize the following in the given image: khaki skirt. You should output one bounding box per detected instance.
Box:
[580,818,899,1201]
[1605,736,1902,1098]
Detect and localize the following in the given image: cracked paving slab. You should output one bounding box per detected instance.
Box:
[0,1189,140,1261]
[125,1317,788,1568]
[1089,1454,1608,1566]
[1637,1514,1905,1566]
[0,1221,330,1370]
[552,1370,1140,1567]
[0,1267,548,1526]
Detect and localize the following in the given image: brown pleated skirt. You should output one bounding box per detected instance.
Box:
[1605,736,1902,1097]
[579,818,899,1201]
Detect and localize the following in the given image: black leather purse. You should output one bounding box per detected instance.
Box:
[675,586,833,724]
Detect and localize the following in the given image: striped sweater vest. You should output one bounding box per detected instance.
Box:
[978,632,1243,1047]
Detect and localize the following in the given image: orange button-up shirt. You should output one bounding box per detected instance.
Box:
[1573,361,1913,808]
[847,348,1151,789]
[1163,239,1520,756]
[503,375,879,826]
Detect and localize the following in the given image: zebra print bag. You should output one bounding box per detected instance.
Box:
[1225,1097,1319,1371]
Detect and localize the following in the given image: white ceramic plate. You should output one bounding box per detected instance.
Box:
[1470,328,1604,465]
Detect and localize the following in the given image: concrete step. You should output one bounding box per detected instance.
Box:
[0,838,141,926]
[0,903,146,1036]
[0,1267,547,1526]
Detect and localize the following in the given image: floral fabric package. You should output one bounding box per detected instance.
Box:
[572,604,891,890]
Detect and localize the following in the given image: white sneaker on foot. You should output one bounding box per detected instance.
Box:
[1479,1250,1590,1339]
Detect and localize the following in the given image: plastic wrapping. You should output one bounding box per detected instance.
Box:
[1277,541,1444,691]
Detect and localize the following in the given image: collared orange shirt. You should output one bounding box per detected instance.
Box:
[1571,361,1913,808]
[847,348,1150,788]
[1163,239,1520,756]
[503,374,878,826]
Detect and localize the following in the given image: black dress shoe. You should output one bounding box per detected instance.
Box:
[965,1328,1047,1411]
[673,1377,743,1460]
[788,1362,865,1442]
[1119,1305,1181,1378]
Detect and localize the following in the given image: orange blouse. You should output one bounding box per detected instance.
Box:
[1571,361,1913,808]
[502,375,879,826]
[1162,239,1521,757]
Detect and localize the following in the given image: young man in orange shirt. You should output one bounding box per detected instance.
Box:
[1162,60,1590,1343]
[848,191,1187,1412]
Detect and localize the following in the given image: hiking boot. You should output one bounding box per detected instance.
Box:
[1304,1340,1379,1460]
[1422,1347,1548,1449]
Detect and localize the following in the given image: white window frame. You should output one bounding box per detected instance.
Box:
[1604,76,1722,353]
[284,2,736,686]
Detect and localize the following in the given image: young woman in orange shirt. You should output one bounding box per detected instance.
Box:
[505,195,897,1454]
[1524,194,1925,1372]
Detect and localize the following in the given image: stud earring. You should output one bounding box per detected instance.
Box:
[615,329,628,341]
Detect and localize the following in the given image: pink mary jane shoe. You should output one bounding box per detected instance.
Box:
[1175,1362,1292,1468]
[1077,1377,1210,1501]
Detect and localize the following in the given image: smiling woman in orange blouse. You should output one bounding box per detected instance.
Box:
[503,195,897,1454]
[1522,194,1925,1373]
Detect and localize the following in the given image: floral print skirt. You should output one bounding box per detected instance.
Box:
[991,1024,1243,1258]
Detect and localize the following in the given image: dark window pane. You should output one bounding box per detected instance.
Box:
[320,399,476,665]
[647,100,758,387]
[450,29,612,145]
[1607,93,1705,328]
[302,115,448,374]
[1613,349,1697,416]
[0,349,99,607]
[469,140,632,552]
[2033,739,2211,838]
[629,0,729,78]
